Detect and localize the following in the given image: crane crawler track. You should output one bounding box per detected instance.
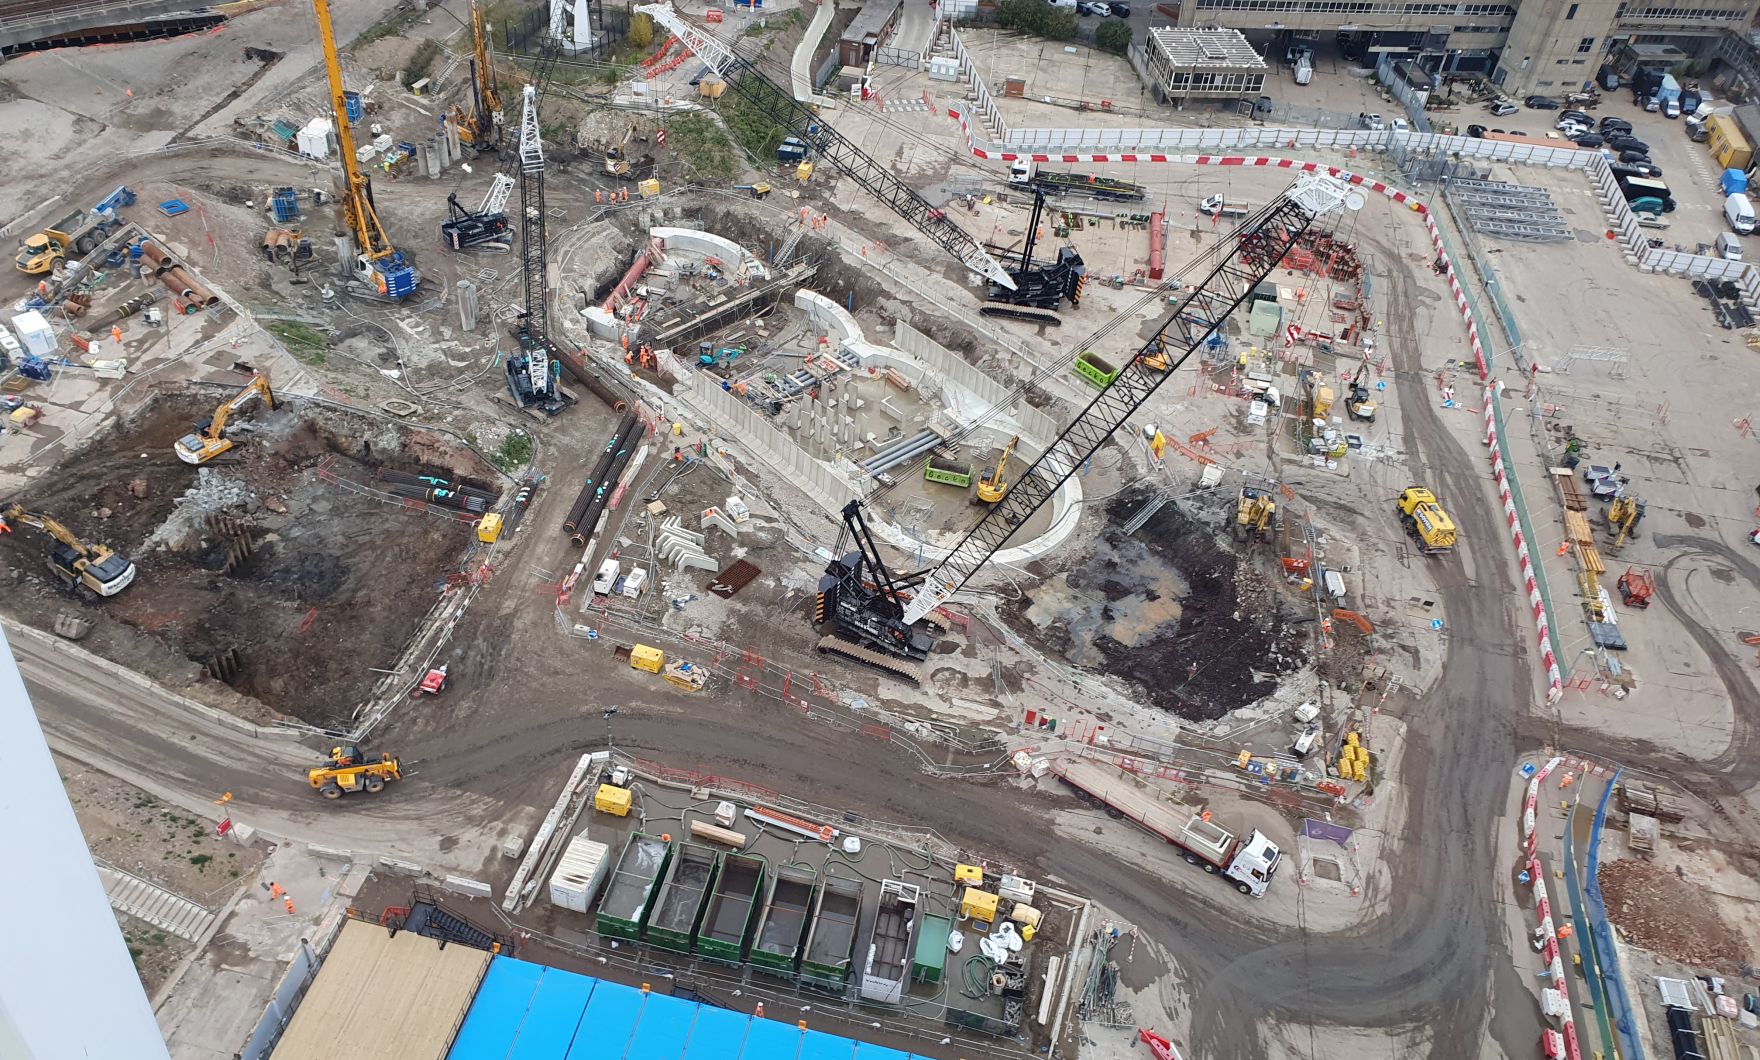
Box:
[816,636,926,684]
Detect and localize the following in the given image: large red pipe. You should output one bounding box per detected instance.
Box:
[1148,210,1165,281]
[602,237,661,314]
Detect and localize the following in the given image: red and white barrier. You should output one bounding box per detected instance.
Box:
[940,107,1566,701]
[1520,758,1580,1060]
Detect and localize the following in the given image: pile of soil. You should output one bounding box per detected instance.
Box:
[0,389,490,727]
[1599,858,1746,967]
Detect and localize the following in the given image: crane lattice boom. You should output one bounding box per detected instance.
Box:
[898,174,1358,624]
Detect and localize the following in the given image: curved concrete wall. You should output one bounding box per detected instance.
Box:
[653,226,770,281]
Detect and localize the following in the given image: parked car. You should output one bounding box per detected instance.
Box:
[1489,101,1519,116]
[1525,95,1559,109]
[1559,109,1593,126]
[1254,95,1273,113]
[1109,1,1131,13]
[1075,2,1097,13]
[1361,113,1385,130]
[1572,133,1604,148]
[1557,120,1591,137]
[1627,160,1662,177]
[1644,96,1661,112]
[1390,117,1410,132]
[1466,123,1488,137]
[1664,98,1681,119]
[1686,118,1709,142]
[1618,148,1651,164]
[1608,135,1649,154]
[1599,117,1633,134]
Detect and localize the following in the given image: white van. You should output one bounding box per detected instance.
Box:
[1716,231,1743,261]
[1725,193,1755,234]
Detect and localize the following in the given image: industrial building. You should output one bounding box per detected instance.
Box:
[1141,28,1270,104]
[1158,0,1760,95]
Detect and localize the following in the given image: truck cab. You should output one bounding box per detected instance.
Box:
[1225,831,1281,897]
[1200,193,1250,218]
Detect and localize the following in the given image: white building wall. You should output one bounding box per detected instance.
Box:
[0,627,171,1060]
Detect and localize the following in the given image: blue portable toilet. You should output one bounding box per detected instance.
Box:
[1723,168,1749,197]
[271,186,301,223]
[343,90,364,123]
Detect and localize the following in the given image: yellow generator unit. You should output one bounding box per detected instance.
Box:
[627,644,665,673]
[595,783,633,816]
[1395,487,1457,554]
[960,887,999,923]
[476,512,504,543]
[796,161,815,183]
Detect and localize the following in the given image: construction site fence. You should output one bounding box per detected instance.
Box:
[559,605,1014,773]
[237,935,326,1060]
[1438,193,1526,371]
[1373,52,1435,135]
[616,752,967,861]
[1424,212,1568,693]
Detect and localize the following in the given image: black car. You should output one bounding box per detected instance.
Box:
[1466,123,1487,137]
[1110,2,1131,13]
[1600,116,1633,132]
[1525,95,1560,109]
[1559,109,1593,126]
[1608,135,1649,154]
[1618,148,1651,164]
[1572,133,1604,148]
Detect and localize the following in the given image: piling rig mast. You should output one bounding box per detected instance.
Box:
[311,0,419,299]
[505,84,571,414]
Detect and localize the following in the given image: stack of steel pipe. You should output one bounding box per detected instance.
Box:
[376,468,498,503]
[384,482,491,513]
[563,413,637,535]
[571,421,645,546]
[550,339,630,412]
[138,241,218,309]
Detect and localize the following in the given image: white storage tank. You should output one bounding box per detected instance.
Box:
[548,835,611,913]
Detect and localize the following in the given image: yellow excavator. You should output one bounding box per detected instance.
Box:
[605,123,639,177]
[1234,486,1276,541]
[1346,360,1377,422]
[975,435,1019,504]
[1606,494,1646,553]
[308,745,402,799]
[175,374,274,465]
[0,504,136,597]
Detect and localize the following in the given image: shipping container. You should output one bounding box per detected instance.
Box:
[799,875,863,991]
[548,836,611,913]
[595,832,672,941]
[750,864,818,978]
[859,879,921,1004]
[695,852,765,963]
[1709,114,1753,172]
[644,844,720,953]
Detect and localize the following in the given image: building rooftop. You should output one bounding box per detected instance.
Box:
[842,0,901,44]
[271,919,490,1060]
[1148,27,1266,70]
[448,955,933,1059]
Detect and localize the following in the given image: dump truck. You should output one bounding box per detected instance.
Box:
[1396,487,1457,554]
[1050,755,1281,897]
[15,187,135,274]
[307,745,401,799]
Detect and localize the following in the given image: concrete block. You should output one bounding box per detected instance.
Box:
[443,875,493,899]
[377,856,425,876]
[307,844,354,863]
[677,553,720,573]
[702,506,740,537]
[227,822,258,846]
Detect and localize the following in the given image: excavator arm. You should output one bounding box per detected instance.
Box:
[205,375,275,442]
[0,504,86,557]
[898,174,1360,625]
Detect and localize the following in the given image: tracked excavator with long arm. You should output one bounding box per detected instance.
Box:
[0,504,137,597]
[175,374,274,465]
[812,174,1362,673]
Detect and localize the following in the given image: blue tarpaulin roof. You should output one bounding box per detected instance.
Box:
[447,957,937,1060]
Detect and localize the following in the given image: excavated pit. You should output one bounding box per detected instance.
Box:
[1003,487,1307,721]
[0,389,493,727]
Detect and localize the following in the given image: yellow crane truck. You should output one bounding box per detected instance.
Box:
[1396,488,1457,554]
